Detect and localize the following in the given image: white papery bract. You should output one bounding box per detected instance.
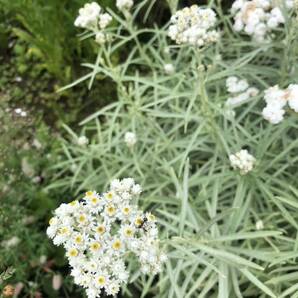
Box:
[262,84,298,124]
[47,179,165,298]
[116,0,134,11]
[229,149,256,175]
[225,76,259,107]
[168,5,219,47]
[74,2,112,44]
[231,0,291,42]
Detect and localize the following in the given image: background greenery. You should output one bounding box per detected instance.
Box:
[1,0,298,297]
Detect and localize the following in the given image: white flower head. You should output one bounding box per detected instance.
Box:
[231,0,290,41]
[164,63,175,75]
[116,0,134,11]
[95,32,106,44]
[77,136,89,146]
[255,220,264,230]
[47,179,165,298]
[124,131,137,147]
[262,104,285,124]
[168,5,219,47]
[264,85,287,108]
[225,76,259,108]
[229,149,256,175]
[74,2,101,30]
[262,84,298,124]
[74,2,112,44]
[226,76,249,94]
[287,84,298,112]
[99,13,112,29]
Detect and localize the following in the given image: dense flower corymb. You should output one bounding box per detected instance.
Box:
[74,2,112,44]
[168,5,219,47]
[74,2,101,30]
[47,178,166,298]
[262,84,298,124]
[231,0,293,42]
[226,76,259,107]
[229,149,256,175]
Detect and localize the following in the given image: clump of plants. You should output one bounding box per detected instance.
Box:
[49,1,298,297]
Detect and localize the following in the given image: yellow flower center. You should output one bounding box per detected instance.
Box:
[91,197,99,204]
[69,248,78,257]
[49,217,56,225]
[96,225,106,235]
[97,276,106,286]
[74,235,83,244]
[78,214,86,223]
[122,207,131,215]
[59,227,69,235]
[135,217,143,226]
[90,242,101,251]
[147,213,156,222]
[106,192,113,200]
[86,191,93,197]
[124,228,134,237]
[69,200,78,206]
[112,240,122,250]
[106,205,116,216]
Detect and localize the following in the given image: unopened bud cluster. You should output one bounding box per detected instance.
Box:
[229,149,256,175]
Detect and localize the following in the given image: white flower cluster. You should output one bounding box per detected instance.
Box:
[164,63,175,75]
[47,178,166,298]
[231,0,293,42]
[229,149,256,175]
[15,108,27,117]
[168,5,219,47]
[255,220,264,230]
[116,0,134,11]
[226,76,259,107]
[74,2,112,44]
[124,132,137,147]
[77,135,89,146]
[262,84,298,124]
